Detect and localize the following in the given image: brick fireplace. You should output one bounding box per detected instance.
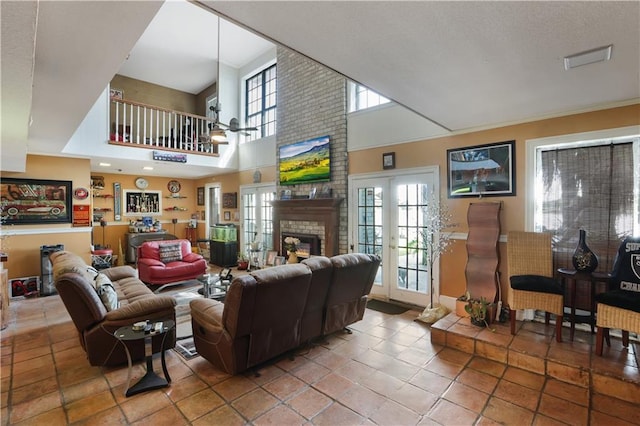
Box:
[271,198,344,257]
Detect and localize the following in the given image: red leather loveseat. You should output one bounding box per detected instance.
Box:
[137,239,207,290]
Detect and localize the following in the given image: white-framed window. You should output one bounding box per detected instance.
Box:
[245,64,276,142]
[526,126,640,272]
[348,82,390,112]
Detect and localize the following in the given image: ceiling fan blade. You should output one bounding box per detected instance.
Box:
[228,117,258,132]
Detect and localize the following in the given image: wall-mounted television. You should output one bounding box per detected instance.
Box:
[279,135,330,185]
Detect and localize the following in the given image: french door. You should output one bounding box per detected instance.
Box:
[239,183,276,254]
[350,167,439,306]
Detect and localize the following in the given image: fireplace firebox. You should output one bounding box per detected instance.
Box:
[281,233,320,259]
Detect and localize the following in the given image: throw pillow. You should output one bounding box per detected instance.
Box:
[94,272,112,290]
[159,242,183,263]
[97,282,118,311]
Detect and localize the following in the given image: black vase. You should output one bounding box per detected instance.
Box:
[572,229,598,273]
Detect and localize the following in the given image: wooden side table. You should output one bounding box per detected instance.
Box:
[557,268,611,341]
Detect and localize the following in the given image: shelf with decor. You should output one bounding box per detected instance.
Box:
[93,208,113,212]
[164,196,187,199]
[164,206,188,212]
[93,194,114,198]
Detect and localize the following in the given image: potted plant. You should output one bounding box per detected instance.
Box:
[456,291,471,317]
[464,297,496,331]
[237,253,249,270]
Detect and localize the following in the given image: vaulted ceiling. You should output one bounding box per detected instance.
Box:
[2,1,638,177]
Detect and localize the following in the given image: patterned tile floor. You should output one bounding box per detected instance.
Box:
[1,295,639,425]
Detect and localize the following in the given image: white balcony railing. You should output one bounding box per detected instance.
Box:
[109,97,219,155]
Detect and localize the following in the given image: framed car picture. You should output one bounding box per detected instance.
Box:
[0,178,72,225]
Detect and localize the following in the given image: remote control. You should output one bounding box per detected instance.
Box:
[154,322,163,332]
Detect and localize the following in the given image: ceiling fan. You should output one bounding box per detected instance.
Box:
[199,15,258,148]
[200,105,258,146]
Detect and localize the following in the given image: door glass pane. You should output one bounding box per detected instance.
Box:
[357,186,383,285]
[208,187,220,226]
[242,193,256,249]
[396,183,429,293]
[260,191,276,250]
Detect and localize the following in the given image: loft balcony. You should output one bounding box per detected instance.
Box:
[108,97,221,156]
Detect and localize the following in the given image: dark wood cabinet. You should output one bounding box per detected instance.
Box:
[210,241,238,267]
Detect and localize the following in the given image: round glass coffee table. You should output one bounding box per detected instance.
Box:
[197,274,229,300]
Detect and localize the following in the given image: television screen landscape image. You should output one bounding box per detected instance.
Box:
[279,135,331,185]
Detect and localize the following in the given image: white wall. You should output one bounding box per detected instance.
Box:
[347,102,450,152]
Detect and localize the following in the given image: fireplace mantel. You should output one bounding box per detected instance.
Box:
[271,198,344,256]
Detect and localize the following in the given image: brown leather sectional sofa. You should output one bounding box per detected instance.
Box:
[51,251,176,366]
[190,253,381,374]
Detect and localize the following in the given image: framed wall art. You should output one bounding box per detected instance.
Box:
[447,140,515,198]
[382,152,395,169]
[0,178,72,225]
[222,192,237,208]
[279,135,330,185]
[197,187,205,206]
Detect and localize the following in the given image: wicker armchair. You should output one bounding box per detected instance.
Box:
[594,236,640,355]
[507,231,564,342]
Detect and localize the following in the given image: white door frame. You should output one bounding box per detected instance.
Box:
[349,166,440,307]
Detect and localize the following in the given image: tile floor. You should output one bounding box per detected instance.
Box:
[1,295,639,425]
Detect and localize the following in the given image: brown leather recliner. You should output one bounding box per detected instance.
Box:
[51,251,176,366]
[190,264,312,374]
[323,253,381,335]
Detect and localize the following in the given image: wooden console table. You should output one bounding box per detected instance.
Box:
[271,198,344,256]
[557,268,611,341]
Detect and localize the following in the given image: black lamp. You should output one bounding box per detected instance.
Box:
[100,218,107,248]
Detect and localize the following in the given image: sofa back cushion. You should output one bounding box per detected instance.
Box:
[324,253,381,334]
[139,239,192,263]
[223,264,312,368]
[51,251,99,283]
[300,256,334,342]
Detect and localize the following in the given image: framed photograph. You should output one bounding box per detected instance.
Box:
[0,178,72,225]
[318,184,332,198]
[224,211,231,221]
[447,140,515,198]
[9,276,39,299]
[222,192,237,208]
[266,250,278,266]
[197,187,205,206]
[109,88,124,100]
[274,256,286,266]
[281,189,292,200]
[382,152,395,169]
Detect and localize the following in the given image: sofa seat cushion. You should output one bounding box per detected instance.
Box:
[113,276,154,306]
[596,290,640,313]
[510,275,563,295]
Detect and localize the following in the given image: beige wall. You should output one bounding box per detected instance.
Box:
[110,75,198,114]
[350,104,640,300]
[1,156,93,277]
[2,104,638,303]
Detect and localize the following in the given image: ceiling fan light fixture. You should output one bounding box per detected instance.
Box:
[209,127,228,143]
[564,44,613,70]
